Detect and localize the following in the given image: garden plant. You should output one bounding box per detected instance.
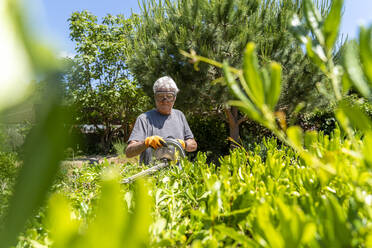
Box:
[0,0,372,247]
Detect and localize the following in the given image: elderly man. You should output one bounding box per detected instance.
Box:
[125,76,197,164]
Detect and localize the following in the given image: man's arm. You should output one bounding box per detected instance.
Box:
[125,140,147,158]
[185,138,197,152]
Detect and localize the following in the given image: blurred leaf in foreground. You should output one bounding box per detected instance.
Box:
[0,75,71,248]
[47,169,152,248]
[0,0,34,112]
[0,0,71,247]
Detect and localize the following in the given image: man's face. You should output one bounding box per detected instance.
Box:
[155,89,176,115]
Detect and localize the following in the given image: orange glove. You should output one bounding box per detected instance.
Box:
[177,139,186,149]
[145,136,165,149]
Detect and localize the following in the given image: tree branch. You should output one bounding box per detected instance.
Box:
[237,116,248,125]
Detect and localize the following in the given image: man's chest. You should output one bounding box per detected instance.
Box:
[148,117,184,139]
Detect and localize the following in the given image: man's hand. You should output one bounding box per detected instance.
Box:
[145,135,165,149]
[177,139,186,149]
[185,139,197,152]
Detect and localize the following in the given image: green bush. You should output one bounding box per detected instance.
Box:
[295,95,372,134]
[13,129,372,247]
[187,114,229,163]
[66,127,130,156]
[112,140,128,157]
[3,0,372,247]
[0,123,32,153]
[0,152,19,224]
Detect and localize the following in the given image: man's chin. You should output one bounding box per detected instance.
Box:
[157,108,171,115]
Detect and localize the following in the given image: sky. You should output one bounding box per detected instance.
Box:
[33,0,372,56]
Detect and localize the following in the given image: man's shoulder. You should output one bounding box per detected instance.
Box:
[171,109,188,123]
[138,109,157,119]
[172,109,185,116]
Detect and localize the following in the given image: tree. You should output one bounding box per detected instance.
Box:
[127,0,327,142]
[66,11,150,152]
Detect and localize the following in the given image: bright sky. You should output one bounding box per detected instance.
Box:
[34,0,372,56]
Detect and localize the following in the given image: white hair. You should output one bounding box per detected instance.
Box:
[153,76,179,94]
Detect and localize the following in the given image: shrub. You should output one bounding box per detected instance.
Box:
[112,139,128,157]
[0,152,19,223]
[0,123,32,153]
[187,114,229,163]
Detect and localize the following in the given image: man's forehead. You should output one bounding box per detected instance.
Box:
[155,88,176,94]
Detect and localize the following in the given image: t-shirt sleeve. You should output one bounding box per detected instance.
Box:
[128,115,148,143]
[180,112,194,140]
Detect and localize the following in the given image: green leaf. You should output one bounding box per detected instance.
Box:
[335,107,353,135]
[301,223,316,244]
[322,0,343,53]
[306,38,327,72]
[243,42,265,106]
[261,67,270,100]
[0,88,70,247]
[122,179,152,247]
[46,194,81,248]
[223,61,250,103]
[267,62,282,110]
[359,26,372,84]
[341,72,352,93]
[363,131,372,167]
[215,225,258,247]
[223,61,261,122]
[256,204,284,248]
[228,100,262,124]
[84,168,127,248]
[0,0,35,112]
[286,126,304,150]
[343,41,371,98]
[304,130,318,149]
[289,14,309,45]
[324,196,352,246]
[303,0,325,46]
[338,100,372,132]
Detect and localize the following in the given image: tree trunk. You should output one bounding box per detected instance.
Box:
[122,123,130,142]
[225,106,247,145]
[102,122,112,154]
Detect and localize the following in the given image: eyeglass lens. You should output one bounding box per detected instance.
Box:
[156,93,175,101]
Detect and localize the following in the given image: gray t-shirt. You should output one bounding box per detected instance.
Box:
[128,109,194,164]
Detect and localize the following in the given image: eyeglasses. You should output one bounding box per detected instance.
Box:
[155,92,176,102]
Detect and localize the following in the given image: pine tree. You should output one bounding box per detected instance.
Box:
[127,0,328,142]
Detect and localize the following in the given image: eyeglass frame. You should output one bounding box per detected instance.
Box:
[154,91,176,102]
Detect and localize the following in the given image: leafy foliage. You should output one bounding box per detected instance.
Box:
[46,168,152,248]
[176,0,372,245]
[2,0,372,248]
[66,11,151,152]
[9,131,372,247]
[0,152,19,224]
[128,0,328,141]
[0,0,71,246]
[187,114,229,163]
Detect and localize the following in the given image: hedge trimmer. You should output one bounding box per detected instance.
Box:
[122,138,185,184]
